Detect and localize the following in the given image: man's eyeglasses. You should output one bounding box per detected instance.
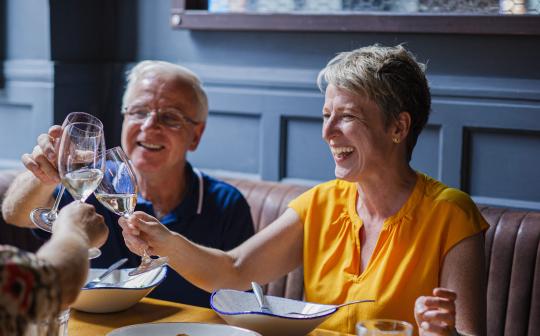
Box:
[123,107,200,130]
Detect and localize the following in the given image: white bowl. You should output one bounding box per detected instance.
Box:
[107,322,262,336]
[72,266,167,313]
[211,289,337,336]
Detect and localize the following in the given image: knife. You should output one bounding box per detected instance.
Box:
[251,281,272,313]
[85,258,128,288]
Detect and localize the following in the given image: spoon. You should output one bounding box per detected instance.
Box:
[85,258,128,288]
[251,281,272,313]
[285,299,375,317]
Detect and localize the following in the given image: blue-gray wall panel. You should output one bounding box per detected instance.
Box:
[284,117,334,181]
[0,103,33,159]
[411,125,441,180]
[189,112,260,174]
[6,0,49,60]
[0,60,54,169]
[466,129,540,204]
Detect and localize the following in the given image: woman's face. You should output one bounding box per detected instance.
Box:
[121,74,205,177]
[322,84,395,182]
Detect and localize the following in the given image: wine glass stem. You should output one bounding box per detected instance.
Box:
[141,249,152,265]
[47,186,65,221]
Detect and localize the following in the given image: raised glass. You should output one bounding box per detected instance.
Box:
[57,122,106,259]
[30,112,104,234]
[94,146,168,276]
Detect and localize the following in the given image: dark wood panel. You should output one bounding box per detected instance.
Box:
[171,9,540,35]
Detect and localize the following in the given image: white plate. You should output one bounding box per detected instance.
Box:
[107,322,262,336]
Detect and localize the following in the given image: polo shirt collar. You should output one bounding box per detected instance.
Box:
[136,162,204,225]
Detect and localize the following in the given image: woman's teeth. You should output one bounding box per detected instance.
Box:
[331,146,354,157]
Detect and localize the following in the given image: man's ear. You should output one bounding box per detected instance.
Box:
[392,111,411,143]
[188,122,206,151]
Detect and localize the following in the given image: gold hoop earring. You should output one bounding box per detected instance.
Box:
[392,137,400,144]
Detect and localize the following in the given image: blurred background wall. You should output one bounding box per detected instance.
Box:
[0,0,539,209]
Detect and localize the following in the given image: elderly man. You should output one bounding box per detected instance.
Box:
[2,61,255,307]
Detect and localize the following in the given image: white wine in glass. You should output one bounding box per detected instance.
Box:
[94,146,168,276]
[58,122,106,259]
[30,111,104,235]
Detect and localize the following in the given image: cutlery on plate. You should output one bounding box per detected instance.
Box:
[285,299,375,317]
[251,281,272,313]
[85,258,128,288]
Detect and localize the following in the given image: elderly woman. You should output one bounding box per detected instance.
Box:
[120,45,487,335]
[0,202,107,335]
[1,61,254,307]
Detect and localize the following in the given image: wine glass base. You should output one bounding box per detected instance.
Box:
[88,247,102,260]
[30,207,56,232]
[128,256,168,276]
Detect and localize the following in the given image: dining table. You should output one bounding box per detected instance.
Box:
[68,297,354,336]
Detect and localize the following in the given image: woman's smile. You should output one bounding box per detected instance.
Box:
[330,146,355,161]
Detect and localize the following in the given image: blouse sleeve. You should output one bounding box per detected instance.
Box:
[0,245,61,333]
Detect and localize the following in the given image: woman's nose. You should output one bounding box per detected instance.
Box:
[322,116,338,141]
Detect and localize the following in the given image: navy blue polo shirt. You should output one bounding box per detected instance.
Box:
[47,162,254,307]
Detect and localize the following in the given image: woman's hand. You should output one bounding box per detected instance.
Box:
[55,202,108,248]
[21,125,63,184]
[118,211,174,256]
[415,287,458,335]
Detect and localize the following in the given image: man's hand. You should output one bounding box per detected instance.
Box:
[21,125,63,184]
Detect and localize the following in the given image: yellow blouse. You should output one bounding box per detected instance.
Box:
[289,172,489,334]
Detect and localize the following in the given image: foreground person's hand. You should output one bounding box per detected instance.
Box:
[54,202,108,248]
[119,211,174,256]
[415,287,458,336]
[21,125,63,184]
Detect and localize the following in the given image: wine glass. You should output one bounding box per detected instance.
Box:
[356,319,413,336]
[94,146,168,276]
[30,112,104,233]
[57,122,106,259]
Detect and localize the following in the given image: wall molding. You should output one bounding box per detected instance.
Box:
[0,159,23,171]
[3,60,54,83]
[183,62,540,102]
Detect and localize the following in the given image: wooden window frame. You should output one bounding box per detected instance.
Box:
[171,0,540,35]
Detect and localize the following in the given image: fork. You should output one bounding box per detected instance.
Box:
[285,299,375,317]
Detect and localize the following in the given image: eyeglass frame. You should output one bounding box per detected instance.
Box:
[122,106,201,130]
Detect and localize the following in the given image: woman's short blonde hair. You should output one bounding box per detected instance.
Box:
[317,44,431,161]
[122,60,209,122]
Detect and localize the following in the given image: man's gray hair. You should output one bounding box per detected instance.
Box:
[317,44,431,161]
[122,60,209,122]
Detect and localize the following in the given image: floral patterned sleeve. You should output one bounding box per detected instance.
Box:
[0,245,61,335]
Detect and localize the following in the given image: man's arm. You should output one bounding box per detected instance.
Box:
[2,126,63,228]
[2,171,56,228]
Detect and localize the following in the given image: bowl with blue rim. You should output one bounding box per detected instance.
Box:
[72,266,167,313]
[211,289,339,336]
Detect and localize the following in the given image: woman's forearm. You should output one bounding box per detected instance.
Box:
[37,232,90,308]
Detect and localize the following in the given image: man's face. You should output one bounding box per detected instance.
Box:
[121,74,205,176]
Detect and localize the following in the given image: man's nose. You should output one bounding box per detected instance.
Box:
[140,112,160,130]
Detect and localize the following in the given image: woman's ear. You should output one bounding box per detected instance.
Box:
[391,111,411,143]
